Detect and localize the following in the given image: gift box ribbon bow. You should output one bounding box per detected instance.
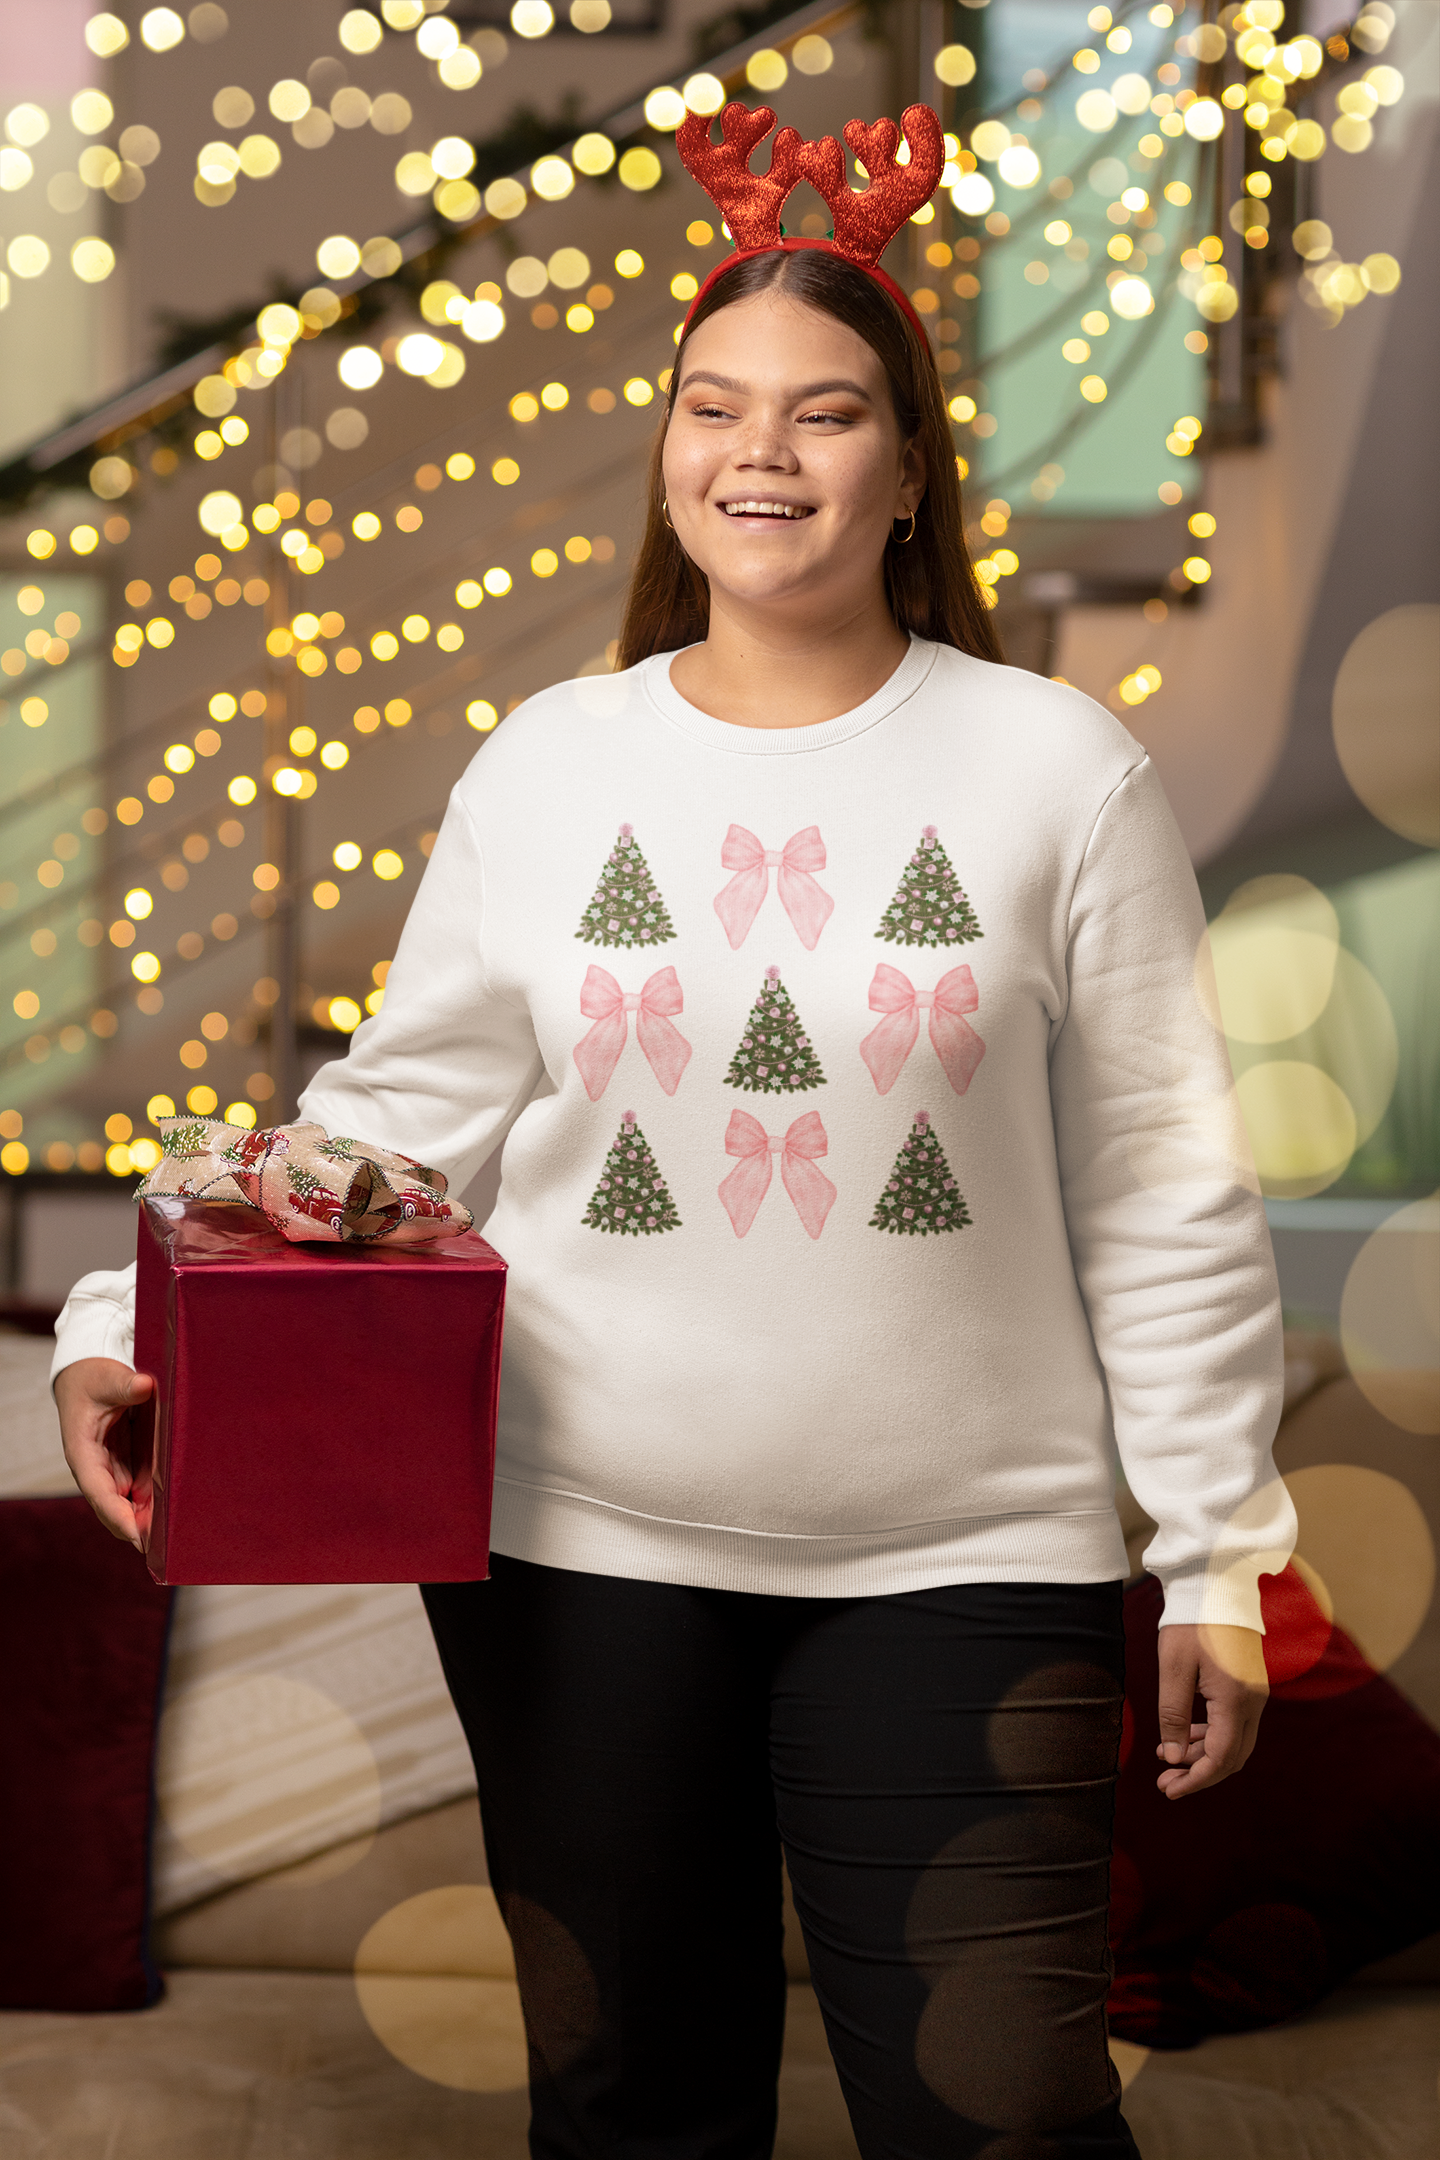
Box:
[135,1117,473,1245]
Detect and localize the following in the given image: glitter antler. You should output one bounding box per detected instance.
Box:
[676,103,807,249]
[797,106,946,266]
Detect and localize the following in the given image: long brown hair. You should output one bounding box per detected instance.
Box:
[616,246,1003,670]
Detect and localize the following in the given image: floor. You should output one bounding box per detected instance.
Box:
[1,1974,1436,2158]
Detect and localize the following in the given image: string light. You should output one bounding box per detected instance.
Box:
[3,455,622,986]
[3,12,1406,1161]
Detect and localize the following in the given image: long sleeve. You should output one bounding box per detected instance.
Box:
[1049,758,1296,1630]
[297,788,544,1189]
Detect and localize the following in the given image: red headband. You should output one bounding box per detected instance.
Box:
[676,100,944,345]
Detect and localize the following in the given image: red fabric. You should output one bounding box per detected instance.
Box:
[677,101,943,265]
[132,1200,505,1585]
[804,112,945,265]
[1108,1569,1440,2048]
[677,101,806,250]
[0,1497,173,2011]
[676,100,946,342]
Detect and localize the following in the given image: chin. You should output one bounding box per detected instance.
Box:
[708,561,819,607]
[704,538,821,582]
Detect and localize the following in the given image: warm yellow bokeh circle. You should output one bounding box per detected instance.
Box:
[1233,1062,1357,1198]
[1340,1195,1440,1434]
[1205,1464,1434,1681]
[155,1672,381,1880]
[354,1886,526,2091]
[1332,604,1440,847]
[1301,946,1398,1149]
[1285,1463,1435,1672]
[1193,873,1401,1196]
[1223,942,1399,1197]
[1201,876,1339,1045]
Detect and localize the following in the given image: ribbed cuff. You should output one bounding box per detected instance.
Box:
[49,1298,137,1389]
[1155,1563,1268,1634]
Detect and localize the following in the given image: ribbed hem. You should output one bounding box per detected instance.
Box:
[489,1477,1131,1599]
[641,636,939,755]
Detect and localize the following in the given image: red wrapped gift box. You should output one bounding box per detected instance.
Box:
[131,1198,505,1585]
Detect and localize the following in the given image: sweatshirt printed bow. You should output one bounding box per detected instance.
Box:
[713,825,835,951]
[859,963,985,1096]
[573,964,692,1099]
[718,1108,836,1240]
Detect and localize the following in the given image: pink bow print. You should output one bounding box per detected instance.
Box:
[573,965,692,1099]
[713,825,835,950]
[718,1109,836,1240]
[859,964,985,1096]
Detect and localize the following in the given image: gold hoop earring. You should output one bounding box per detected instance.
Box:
[892,511,917,545]
[662,499,674,530]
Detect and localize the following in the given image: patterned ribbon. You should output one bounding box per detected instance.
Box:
[713,825,835,951]
[859,964,985,1096]
[718,1109,836,1240]
[135,1117,472,1245]
[573,964,692,1099]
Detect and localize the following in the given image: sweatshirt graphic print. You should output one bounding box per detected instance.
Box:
[51,641,1294,1624]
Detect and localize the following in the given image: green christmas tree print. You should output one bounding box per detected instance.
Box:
[162,1121,212,1158]
[724,965,827,1094]
[870,1111,971,1235]
[575,823,677,949]
[876,827,982,948]
[582,1111,682,1235]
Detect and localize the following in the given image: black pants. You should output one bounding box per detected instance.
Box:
[423,1557,1139,2160]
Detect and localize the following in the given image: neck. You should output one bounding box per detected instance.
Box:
[668,587,910,730]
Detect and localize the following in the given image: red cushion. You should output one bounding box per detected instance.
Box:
[0,1497,173,2011]
[1109,1569,1440,2048]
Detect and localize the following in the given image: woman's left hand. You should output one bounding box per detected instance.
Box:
[1154,1623,1269,1800]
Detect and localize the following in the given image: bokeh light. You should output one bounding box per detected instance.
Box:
[354,1888,529,2090]
[140,8,185,51]
[934,44,976,87]
[1233,1062,1357,1199]
[1340,1196,1440,1434]
[1201,878,1340,1044]
[1285,1463,1435,1672]
[1331,605,1440,847]
[156,1673,381,1880]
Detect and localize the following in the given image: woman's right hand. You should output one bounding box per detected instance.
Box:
[53,1357,154,1551]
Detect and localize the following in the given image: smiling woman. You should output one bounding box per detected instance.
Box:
[619,246,1000,716]
[53,93,1292,2160]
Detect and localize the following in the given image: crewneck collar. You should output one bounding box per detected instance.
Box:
[641,635,937,755]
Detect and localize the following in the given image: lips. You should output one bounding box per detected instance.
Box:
[720,500,815,519]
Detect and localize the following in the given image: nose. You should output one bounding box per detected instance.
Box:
[730,410,798,474]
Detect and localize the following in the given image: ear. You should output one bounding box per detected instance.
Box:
[897,433,927,517]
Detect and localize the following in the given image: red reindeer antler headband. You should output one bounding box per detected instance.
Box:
[675,100,945,342]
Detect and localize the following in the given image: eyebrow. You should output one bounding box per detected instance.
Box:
[678,371,875,403]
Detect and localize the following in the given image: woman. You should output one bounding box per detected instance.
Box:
[56,108,1293,2159]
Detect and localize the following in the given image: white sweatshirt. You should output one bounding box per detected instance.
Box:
[54,639,1295,1625]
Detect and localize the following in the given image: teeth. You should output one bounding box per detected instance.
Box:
[724,501,808,518]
